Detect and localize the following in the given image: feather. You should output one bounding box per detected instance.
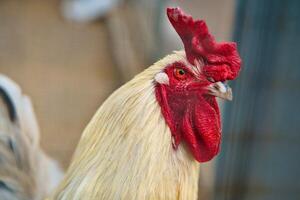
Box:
[51,51,200,200]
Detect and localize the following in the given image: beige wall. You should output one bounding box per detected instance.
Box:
[0,0,119,168]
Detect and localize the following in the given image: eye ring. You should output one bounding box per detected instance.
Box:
[174,68,186,79]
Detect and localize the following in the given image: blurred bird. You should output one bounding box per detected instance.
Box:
[0,75,63,200]
[51,7,241,200]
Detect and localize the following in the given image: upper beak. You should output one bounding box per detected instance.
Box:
[207,82,233,101]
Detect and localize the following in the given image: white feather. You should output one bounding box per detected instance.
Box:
[52,51,200,200]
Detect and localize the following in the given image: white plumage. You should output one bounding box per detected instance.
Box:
[51,51,200,200]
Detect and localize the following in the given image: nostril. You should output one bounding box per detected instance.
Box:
[207,77,215,83]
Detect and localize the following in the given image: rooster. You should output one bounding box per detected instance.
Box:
[0,7,241,200]
[50,7,241,200]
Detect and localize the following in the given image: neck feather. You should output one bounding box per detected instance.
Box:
[52,51,200,199]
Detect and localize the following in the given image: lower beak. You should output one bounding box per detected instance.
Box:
[207,82,233,101]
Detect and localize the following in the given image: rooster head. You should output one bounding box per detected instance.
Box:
[154,7,241,162]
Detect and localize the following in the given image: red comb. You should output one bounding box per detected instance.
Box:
[167,7,241,82]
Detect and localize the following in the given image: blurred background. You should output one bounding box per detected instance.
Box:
[0,0,299,199]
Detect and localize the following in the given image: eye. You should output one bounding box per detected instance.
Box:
[174,68,187,79]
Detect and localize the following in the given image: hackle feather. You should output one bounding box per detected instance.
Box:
[52,51,200,200]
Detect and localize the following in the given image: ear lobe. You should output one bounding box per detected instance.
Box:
[155,72,169,85]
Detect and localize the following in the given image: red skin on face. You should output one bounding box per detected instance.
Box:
[155,7,241,162]
[155,62,221,162]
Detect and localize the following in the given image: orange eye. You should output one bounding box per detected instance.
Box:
[174,68,186,79]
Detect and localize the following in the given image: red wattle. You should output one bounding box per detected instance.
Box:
[155,84,221,162]
[180,96,221,162]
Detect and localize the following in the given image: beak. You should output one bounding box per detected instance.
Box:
[207,82,233,101]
